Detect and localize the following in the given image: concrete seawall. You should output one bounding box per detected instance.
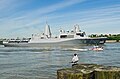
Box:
[57,64,120,79]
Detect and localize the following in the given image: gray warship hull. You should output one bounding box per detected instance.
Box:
[3,38,106,47]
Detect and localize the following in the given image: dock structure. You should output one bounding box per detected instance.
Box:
[57,64,120,79]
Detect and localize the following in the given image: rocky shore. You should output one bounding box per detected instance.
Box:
[57,64,120,79]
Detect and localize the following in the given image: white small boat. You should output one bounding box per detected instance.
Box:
[91,46,103,51]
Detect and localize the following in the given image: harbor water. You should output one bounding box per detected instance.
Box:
[0,43,120,79]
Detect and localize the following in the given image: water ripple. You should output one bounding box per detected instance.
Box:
[0,43,120,79]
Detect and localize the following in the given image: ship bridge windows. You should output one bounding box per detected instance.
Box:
[76,33,84,37]
[60,35,67,38]
[60,35,74,38]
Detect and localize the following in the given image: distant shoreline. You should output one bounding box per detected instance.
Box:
[106,40,120,43]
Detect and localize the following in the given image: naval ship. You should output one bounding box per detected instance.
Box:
[3,23,107,47]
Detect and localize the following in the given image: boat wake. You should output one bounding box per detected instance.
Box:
[62,48,88,51]
[71,48,88,51]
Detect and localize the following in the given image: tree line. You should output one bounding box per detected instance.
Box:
[89,34,120,41]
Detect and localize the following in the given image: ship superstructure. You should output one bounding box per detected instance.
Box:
[3,23,107,47]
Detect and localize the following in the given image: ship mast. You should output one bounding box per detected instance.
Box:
[44,22,52,38]
[74,24,80,33]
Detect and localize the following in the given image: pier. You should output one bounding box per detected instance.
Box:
[57,64,120,79]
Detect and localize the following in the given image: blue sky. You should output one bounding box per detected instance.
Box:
[0,0,120,38]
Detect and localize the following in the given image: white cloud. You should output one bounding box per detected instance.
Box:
[0,0,86,38]
[0,0,120,38]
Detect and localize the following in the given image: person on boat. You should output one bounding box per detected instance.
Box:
[92,45,103,51]
[71,54,79,65]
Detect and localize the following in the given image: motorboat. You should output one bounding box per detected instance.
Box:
[91,46,103,51]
